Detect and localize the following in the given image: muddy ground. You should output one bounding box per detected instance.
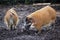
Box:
[0,5,60,40]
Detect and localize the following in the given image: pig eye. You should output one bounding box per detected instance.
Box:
[25,17,33,24]
[28,18,33,23]
[29,18,32,22]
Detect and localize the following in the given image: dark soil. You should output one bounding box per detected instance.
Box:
[0,5,60,40]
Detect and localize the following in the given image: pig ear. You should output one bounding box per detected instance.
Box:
[25,17,28,22]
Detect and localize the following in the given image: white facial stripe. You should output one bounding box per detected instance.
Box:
[30,23,35,28]
[29,23,35,30]
[29,23,37,31]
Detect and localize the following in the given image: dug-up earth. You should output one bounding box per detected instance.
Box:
[0,5,60,40]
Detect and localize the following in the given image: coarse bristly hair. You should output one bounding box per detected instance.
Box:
[24,6,56,33]
[4,8,19,30]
